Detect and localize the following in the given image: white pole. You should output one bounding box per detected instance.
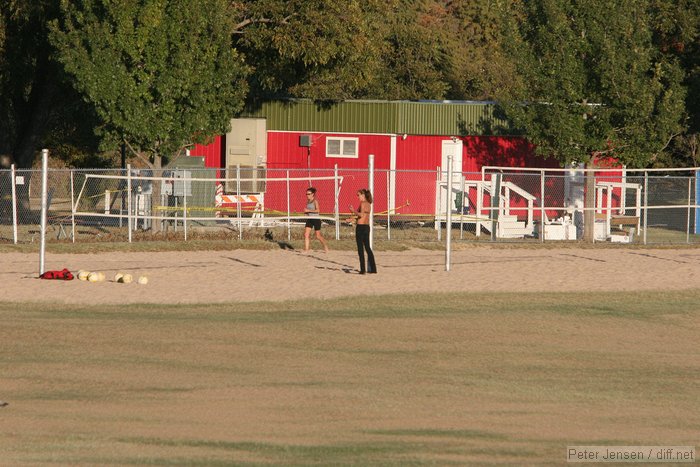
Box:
[386,170,391,241]
[10,164,18,244]
[127,164,132,243]
[491,174,501,241]
[39,149,48,275]
[476,178,483,237]
[540,169,545,243]
[459,172,465,240]
[687,176,691,244]
[368,154,374,250]
[236,164,241,241]
[334,164,340,240]
[643,171,648,245]
[445,155,453,272]
[621,166,627,214]
[437,166,441,241]
[286,169,291,242]
[174,197,178,231]
[134,191,139,231]
[183,184,188,241]
[119,170,123,228]
[70,169,75,243]
[696,171,700,235]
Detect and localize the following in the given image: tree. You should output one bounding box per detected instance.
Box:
[498,0,688,168]
[231,0,515,102]
[0,0,104,222]
[49,0,249,169]
[49,0,248,231]
[0,0,90,170]
[497,0,689,241]
[366,0,452,100]
[232,0,392,101]
[647,0,700,167]
[441,0,521,101]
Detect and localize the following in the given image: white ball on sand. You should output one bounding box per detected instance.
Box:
[120,274,133,284]
[137,276,148,285]
[114,272,124,282]
[87,272,100,282]
[77,270,90,281]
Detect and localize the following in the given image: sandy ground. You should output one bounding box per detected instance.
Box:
[2,246,700,304]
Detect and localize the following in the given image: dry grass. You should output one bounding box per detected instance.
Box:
[1,290,698,464]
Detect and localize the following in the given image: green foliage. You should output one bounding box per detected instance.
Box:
[233,0,390,100]
[499,0,689,167]
[442,0,521,100]
[648,0,700,167]
[49,0,249,160]
[369,0,452,100]
[233,0,516,102]
[1,0,698,168]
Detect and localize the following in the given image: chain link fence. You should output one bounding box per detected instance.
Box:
[1,165,698,245]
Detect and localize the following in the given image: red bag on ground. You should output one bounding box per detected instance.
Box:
[40,268,74,280]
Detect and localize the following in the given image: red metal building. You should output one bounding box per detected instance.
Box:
[189,100,568,217]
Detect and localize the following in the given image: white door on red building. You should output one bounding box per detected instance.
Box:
[437,139,464,216]
[441,139,463,180]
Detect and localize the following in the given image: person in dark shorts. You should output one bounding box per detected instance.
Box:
[347,188,376,274]
[304,187,329,253]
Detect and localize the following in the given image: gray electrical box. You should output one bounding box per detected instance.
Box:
[161,169,192,196]
[225,118,267,193]
[173,170,192,197]
[300,134,312,147]
[226,118,267,167]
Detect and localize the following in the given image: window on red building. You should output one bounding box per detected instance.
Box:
[326,137,358,158]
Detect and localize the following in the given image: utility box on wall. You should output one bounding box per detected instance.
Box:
[226,118,267,193]
[226,118,267,167]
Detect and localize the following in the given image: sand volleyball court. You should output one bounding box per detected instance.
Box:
[2,246,699,304]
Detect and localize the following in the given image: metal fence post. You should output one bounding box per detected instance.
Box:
[286,169,291,242]
[127,164,132,243]
[696,170,700,235]
[39,149,48,275]
[437,166,441,242]
[459,170,465,239]
[183,182,188,241]
[70,169,76,243]
[386,170,391,241]
[540,169,545,243]
[335,164,340,240]
[119,168,124,228]
[446,155,453,272]
[643,171,648,245]
[236,164,241,241]
[10,164,18,244]
[491,174,501,241]
[368,154,374,250]
[476,172,483,237]
[687,176,692,244]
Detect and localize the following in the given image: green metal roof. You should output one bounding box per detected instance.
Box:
[240,100,518,136]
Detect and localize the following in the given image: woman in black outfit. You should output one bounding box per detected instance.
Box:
[348,189,376,274]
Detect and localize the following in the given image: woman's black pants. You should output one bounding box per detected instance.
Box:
[355,224,376,273]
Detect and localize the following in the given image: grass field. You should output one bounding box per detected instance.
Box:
[1,290,698,465]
